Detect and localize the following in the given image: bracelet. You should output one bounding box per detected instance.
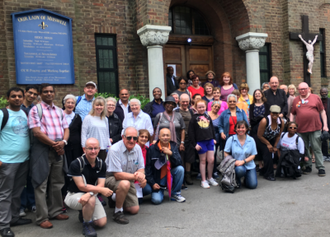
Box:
[244,159,246,164]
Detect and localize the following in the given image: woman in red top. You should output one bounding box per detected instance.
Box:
[188,75,204,98]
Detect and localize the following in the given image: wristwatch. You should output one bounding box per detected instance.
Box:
[181,141,184,144]
[89,192,94,196]
[62,140,68,146]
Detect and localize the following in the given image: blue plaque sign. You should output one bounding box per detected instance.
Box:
[12,8,74,84]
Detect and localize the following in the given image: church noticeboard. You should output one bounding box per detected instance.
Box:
[12,8,74,84]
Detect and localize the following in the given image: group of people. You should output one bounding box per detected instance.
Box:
[0,69,329,237]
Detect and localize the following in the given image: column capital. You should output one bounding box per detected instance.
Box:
[137,25,172,47]
[235,32,268,51]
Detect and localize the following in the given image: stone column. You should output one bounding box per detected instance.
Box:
[137,25,172,100]
[236,32,268,94]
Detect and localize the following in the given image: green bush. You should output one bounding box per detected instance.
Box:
[0,97,7,108]
[94,93,150,109]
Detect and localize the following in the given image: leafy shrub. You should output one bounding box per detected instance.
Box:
[94,93,150,109]
[0,97,7,108]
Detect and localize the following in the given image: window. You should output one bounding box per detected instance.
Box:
[95,34,118,96]
[320,28,326,77]
[259,43,272,87]
[168,6,210,35]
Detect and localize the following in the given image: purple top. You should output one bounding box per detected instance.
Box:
[220,86,235,102]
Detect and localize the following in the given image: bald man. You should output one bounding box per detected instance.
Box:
[146,128,185,204]
[264,76,288,118]
[290,82,328,176]
[64,138,112,237]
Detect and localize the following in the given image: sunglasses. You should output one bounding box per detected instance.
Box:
[289,127,297,129]
[125,136,138,141]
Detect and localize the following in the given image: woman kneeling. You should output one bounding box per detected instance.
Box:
[224,120,258,189]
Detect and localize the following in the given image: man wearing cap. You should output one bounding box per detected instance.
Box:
[75,81,97,121]
[290,82,328,177]
[264,76,288,118]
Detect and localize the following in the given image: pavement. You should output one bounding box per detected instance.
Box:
[12,162,330,237]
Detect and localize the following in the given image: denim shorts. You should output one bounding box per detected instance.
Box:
[197,139,214,154]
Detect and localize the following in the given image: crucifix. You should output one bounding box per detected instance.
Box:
[289,15,323,86]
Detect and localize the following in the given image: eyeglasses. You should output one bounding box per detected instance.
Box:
[298,88,308,91]
[85,147,100,151]
[228,101,236,103]
[289,127,297,129]
[125,136,138,141]
[107,104,115,107]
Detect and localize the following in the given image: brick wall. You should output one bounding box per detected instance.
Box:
[1,0,329,104]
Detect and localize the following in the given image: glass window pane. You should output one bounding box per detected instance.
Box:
[259,55,268,70]
[173,6,192,35]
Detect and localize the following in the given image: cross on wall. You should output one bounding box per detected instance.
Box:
[289,15,323,86]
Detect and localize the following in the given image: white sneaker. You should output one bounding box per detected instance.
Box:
[207,177,219,186]
[201,180,210,189]
[19,208,26,217]
[171,194,186,203]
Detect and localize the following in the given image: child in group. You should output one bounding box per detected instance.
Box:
[188,99,218,188]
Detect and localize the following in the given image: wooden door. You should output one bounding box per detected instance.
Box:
[163,45,213,87]
[186,46,213,81]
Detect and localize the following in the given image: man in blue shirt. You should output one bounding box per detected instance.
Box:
[75,81,97,121]
[0,87,32,237]
[143,87,165,123]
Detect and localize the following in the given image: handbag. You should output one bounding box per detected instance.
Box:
[216,145,224,164]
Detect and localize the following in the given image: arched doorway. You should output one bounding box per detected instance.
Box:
[163,0,251,86]
[164,6,215,82]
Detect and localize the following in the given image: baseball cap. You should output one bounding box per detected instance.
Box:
[85,81,97,89]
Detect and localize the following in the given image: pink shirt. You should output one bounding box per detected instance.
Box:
[207,101,228,116]
[29,101,69,141]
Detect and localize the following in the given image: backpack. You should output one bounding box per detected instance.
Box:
[277,132,302,179]
[76,155,103,186]
[0,108,9,131]
[1,107,28,131]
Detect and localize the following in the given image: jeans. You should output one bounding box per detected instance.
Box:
[151,166,184,205]
[142,183,152,196]
[20,175,36,209]
[235,166,258,189]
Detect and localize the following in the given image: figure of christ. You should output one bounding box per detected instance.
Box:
[298,34,318,74]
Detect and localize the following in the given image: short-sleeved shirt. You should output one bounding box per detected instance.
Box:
[291,94,324,133]
[187,86,205,97]
[224,134,257,170]
[105,140,145,175]
[277,132,305,154]
[154,112,185,144]
[28,101,69,141]
[67,155,106,193]
[75,94,94,121]
[0,109,30,163]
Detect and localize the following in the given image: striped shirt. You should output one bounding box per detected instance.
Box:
[28,101,69,141]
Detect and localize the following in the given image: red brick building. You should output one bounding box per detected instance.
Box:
[0,0,329,100]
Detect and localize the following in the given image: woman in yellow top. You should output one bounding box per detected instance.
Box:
[237,83,253,120]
